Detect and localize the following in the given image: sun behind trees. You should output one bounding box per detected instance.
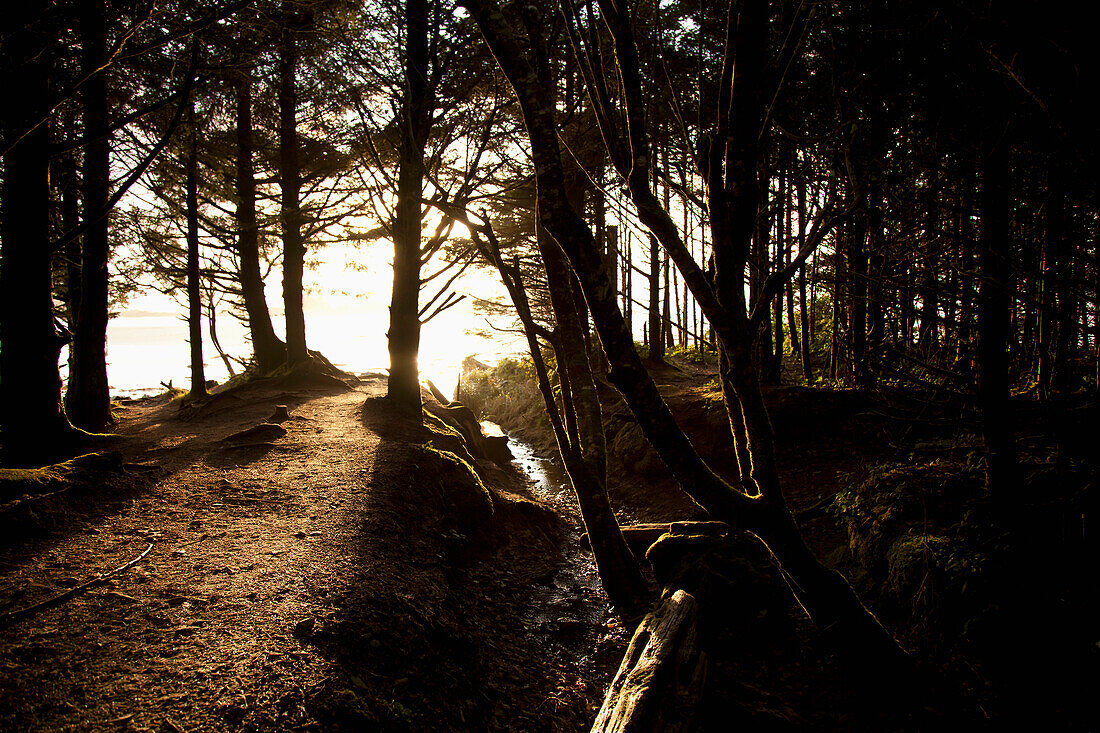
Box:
[1,0,1098,729]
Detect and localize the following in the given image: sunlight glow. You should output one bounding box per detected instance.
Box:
[103,240,523,399]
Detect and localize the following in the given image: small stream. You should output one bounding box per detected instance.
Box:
[482,422,622,666]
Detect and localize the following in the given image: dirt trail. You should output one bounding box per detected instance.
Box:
[0,375,619,731]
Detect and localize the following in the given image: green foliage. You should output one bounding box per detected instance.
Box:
[667,341,718,364]
[458,357,553,449]
[832,459,995,649]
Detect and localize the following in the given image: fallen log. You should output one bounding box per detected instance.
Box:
[582,523,669,557]
[582,521,731,559]
[592,589,706,732]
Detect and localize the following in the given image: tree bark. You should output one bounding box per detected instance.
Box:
[592,590,705,733]
[234,70,285,373]
[647,233,664,362]
[66,0,113,430]
[797,178,813,380]
[278,24,307,366]
[387,0,432,413]
[185,100,207,399]
[978,137,1017,502]
[1,4,78,463]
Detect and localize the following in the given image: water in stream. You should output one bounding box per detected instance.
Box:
[483,422,625,667]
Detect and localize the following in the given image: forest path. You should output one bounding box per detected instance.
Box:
[0,378,385,730]
[0,375,614,731]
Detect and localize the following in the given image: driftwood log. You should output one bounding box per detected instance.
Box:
[592,589,706,732]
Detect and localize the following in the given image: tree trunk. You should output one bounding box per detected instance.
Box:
[866,181,885,385]
[468,221,650,618]
[830,222,844,381]
[234,70,285,373]
[185,100,207,399]
[849,202,870,387]
[977,137,1017,503]
[206,289,235,378]
[278,26,307,366]
[797,178,813,380]
[66,0,113,430]
[647,233,664,362]
[58,138,82,358]
[1,6,77,463]
[542,231,651,618]
[387,0,433,414]
[1048,161,1075,393]
[918,178,940,351]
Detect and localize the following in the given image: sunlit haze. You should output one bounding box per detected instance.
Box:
[96,240,525,399]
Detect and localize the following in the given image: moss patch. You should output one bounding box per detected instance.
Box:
[414,444,494,529]
[0,452,122,500]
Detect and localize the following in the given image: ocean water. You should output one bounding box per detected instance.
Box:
[69,308,522,401]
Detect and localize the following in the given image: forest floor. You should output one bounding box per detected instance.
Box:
[0,373,628,732]
[5,358,1069,730]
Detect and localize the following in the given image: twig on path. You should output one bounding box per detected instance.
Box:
[0,542,154,629]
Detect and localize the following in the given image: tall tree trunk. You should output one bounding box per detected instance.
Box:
[185,101,207,399]
[866,182,885,384]
[773,179,785,382]
[278,25,307,366]
[624,235,633,336]
[786,260,800,359]
[849,200,870,387]
[387,0,432,413]
[1048,161,1074,393]
[542,229,651,617]
[830,225,845,381]
[647,233,663,362]
[66,0,113,430]
[797,178,813,380]
[918,184,940,351]
[663,254,673,349]
[1094,193,1100,391]
[606,224,618,311]
[234,70,285,373]
[977,137,1017,502]
[1,5,77,463]
[58,140,82,355]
